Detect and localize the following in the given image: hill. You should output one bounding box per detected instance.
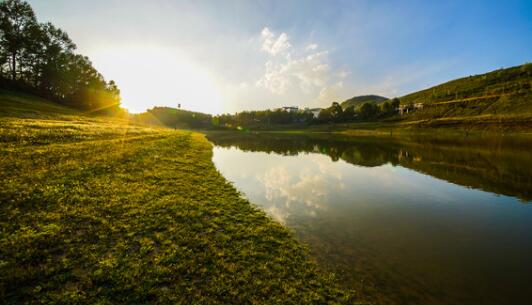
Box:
[399,64,531,105]
[131,106,213,129]
[0,90,79,119]
[395,63,532,123]
[305,63,532,132]
[341,95,388,109]
[0,91,352,304]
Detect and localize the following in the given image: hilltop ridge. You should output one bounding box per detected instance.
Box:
[340,95,388,109]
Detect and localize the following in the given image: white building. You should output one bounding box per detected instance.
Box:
[282,106,299,113]
[309,108,322,119]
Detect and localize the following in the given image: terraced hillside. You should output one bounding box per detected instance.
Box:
[397,64,532,123]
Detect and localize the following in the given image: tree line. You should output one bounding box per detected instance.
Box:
[317,98,400,123]
[0,0,121,113]
[133,106,214,129]
[212,98,401,128]
[213,109,314,128]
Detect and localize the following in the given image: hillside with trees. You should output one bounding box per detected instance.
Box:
[0,0,121,114]
[1,0,529,131]
[131,106,214,129]
[211,63,531,130]
[396,64,532,122]
[340,95,388,109]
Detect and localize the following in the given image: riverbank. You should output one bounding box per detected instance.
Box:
[0,93,353,304]
[226,113,532,136]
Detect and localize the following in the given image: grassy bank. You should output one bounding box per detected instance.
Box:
[236,112,532,136]
[0,92,352,304]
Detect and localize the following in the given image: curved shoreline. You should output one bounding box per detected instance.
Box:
[0,105,353,304]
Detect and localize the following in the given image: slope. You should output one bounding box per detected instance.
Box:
[341,95,388,109]
[0,91,352,304]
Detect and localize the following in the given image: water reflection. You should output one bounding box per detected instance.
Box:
[208,132,532,305]
[208,132,532,201]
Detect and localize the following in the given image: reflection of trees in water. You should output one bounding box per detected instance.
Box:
[397,137,532,202]
[207,132,532,202]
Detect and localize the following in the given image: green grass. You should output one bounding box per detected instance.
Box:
[340,95,388,109]
[0,91,353,304]
[0,89,79,119]
[399,64,531,106]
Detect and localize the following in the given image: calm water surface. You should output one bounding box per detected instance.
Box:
[207,132,532,305]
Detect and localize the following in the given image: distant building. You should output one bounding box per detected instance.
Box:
[309,108,322,119]
[282,106,299,113]
[398,103,424,115]
[397,104,410,115]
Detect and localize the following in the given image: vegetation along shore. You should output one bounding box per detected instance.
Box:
[0,91,354,304]
[1,0,531,304]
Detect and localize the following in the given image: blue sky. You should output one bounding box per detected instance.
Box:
[27,0,532,113]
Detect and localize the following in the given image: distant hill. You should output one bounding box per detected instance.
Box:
[341,95,388,109]
[399,64,531,105]
[131,106,213,129]
[396,63,532,121]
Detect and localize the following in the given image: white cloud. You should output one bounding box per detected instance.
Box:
[313,81,345,105]
[255,60,292,94]
[305,43,318,51]
[261,27,291,56]
[255,27,350,104]
[256,51,331,94]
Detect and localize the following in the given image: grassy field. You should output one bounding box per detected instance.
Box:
[0,91,352,304]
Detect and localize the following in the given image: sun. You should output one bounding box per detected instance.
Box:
[88,45,223,114]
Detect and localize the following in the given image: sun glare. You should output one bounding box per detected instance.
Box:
[89,46,223,114]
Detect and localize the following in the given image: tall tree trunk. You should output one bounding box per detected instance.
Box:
[11,52,16,80]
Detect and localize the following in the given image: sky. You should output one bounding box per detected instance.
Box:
[27,0,532,114]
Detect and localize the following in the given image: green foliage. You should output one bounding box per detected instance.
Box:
[380,101,393,113]
[399,64,531,106]
[390,98,400,109]
[0,94,353,304]
[358,102,378,119]
[318,108,332,122]
[330,102,343,119]
[343,105,355,120]
[319,102,353,123]
[340,95,388,109]
[0,0,121,112]
[214,108,314,128]
[320,64,531,129]
[132,106,214,129]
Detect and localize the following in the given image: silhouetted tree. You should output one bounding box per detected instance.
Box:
[0,0,121,112]
[0,0,37,80]
[318,108,332,122]
[330,102,343,119]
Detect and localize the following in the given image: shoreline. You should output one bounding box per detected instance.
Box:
[0,108,354,303]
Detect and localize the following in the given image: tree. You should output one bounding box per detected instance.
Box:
[358,102,378,119]
[318,108,332,122]
[391,97,400,109]
[0,0,38,80]
[343,105,355,120]
[37,22,75,91]
[0,0,122,112]
[330,102,343,120]
[381,101,393,113]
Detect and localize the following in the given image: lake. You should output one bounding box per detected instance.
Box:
[206,132,532,305]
